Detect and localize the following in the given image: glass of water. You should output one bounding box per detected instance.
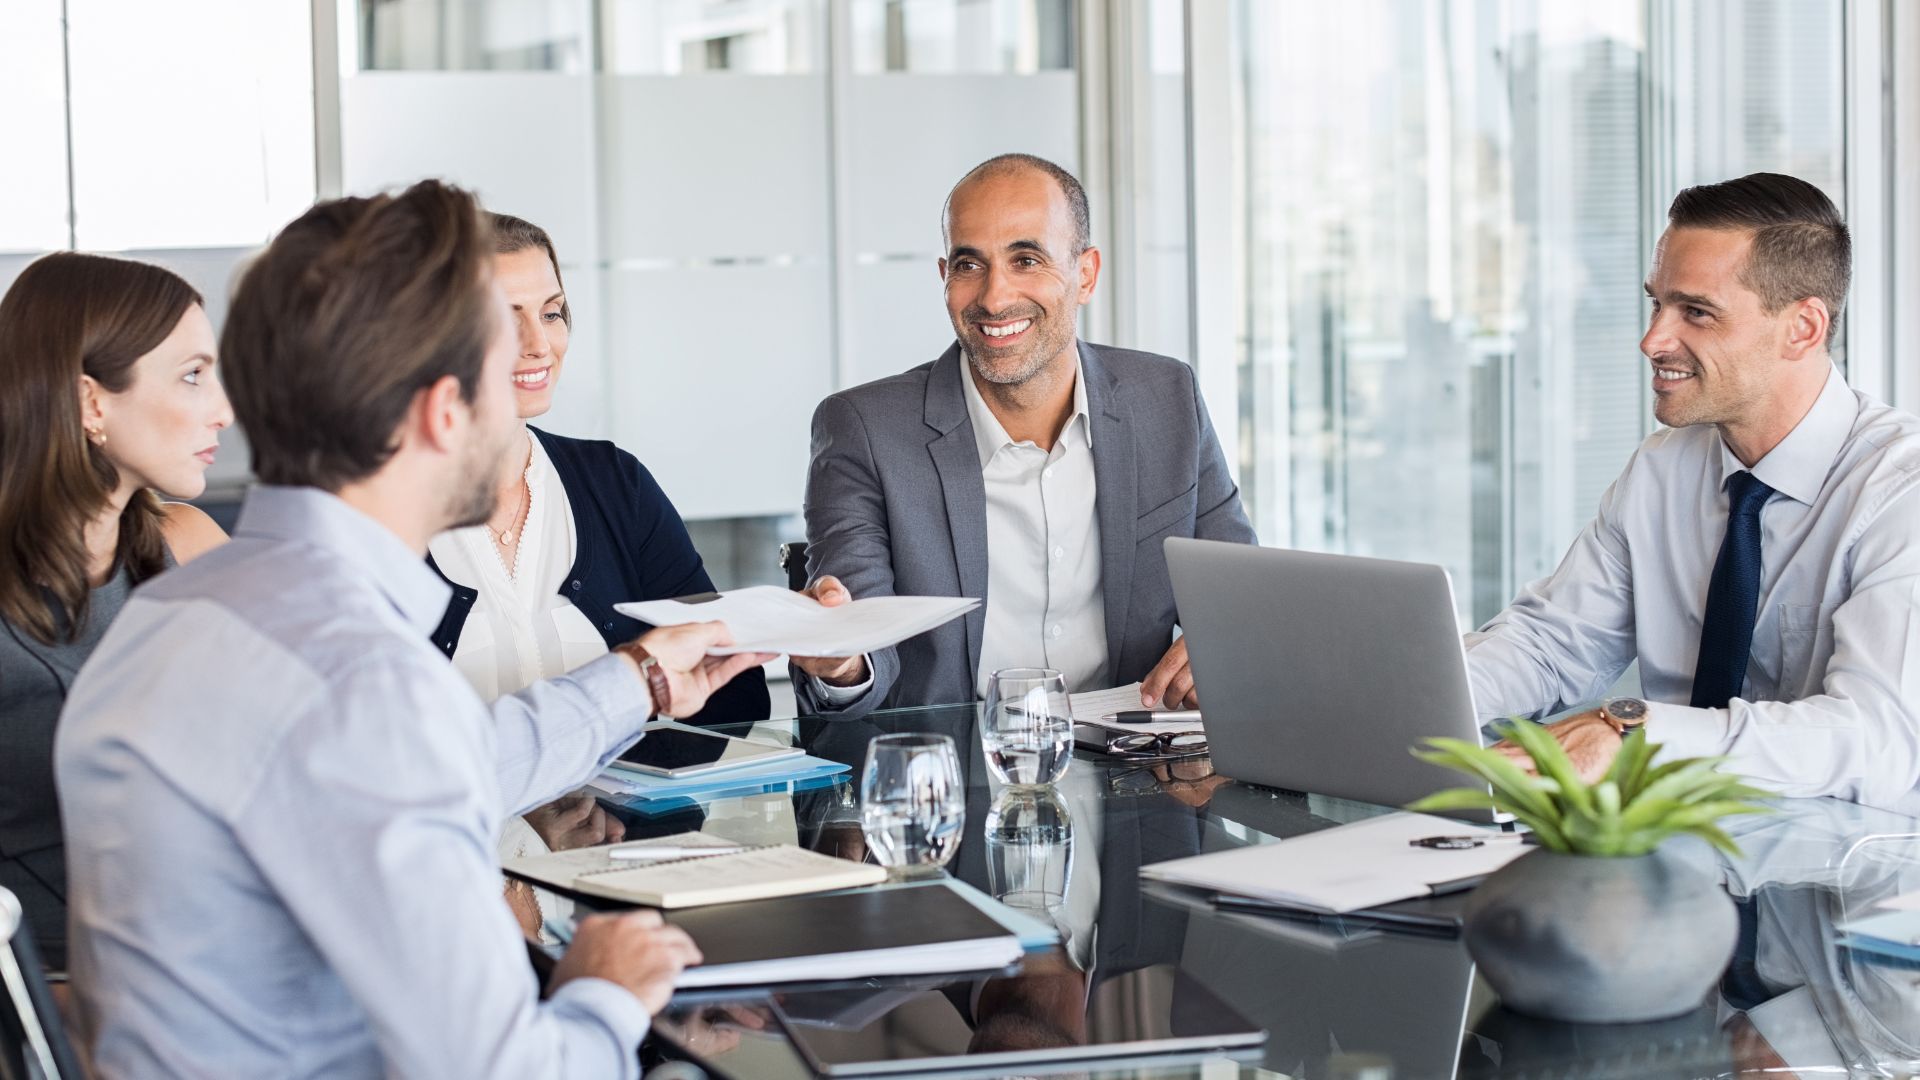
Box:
[859,733,965,875]
[981,668,1073,786]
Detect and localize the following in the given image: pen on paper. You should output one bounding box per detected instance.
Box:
[1102,710,1204,724]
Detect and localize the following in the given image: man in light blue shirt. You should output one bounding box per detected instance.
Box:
[55,182,777,1078]
[1467,174,1920,808]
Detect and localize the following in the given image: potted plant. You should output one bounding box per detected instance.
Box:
[1409,721,1774,1024]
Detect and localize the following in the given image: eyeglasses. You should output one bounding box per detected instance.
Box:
[1108,755,1218,795]
[1105,731,1208,760]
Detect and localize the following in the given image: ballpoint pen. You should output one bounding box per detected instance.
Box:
[1102,710,1204,724]
[608,844,750,860]
[1408,834,1533,850]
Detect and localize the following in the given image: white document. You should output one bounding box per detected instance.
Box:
[677,937,1024,989]
[1069,682,1206,735]
[615,586,978,657]
[1139,812,1530,914]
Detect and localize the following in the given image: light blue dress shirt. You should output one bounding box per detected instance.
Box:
[56,486,656,1078]
[1466,366,1920,809]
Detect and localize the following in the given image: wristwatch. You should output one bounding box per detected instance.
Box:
[628,644,673,718]
[1598,696,1650,736]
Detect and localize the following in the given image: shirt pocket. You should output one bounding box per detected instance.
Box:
[1776,600,1842,700]
[1135,483,1199,544]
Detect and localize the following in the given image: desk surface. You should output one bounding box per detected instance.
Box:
[600,703,1920,1079]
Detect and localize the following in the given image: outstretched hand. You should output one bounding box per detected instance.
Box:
[624,621,776,719]
[790,575,870,687]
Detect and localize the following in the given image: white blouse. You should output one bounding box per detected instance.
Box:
[428,430,609,703]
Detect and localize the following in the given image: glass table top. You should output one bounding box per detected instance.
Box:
[589,702,1920,1079]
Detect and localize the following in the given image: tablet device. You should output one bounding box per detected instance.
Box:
[614,725,803,778]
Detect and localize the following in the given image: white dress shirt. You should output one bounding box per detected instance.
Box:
[1465,365,1920,809]
[429,429,609,701]
[813,358,1107,703]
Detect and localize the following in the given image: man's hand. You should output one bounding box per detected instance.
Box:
[551,909,702,1014]
[621,622,777,720]
[524,791,625,851]
[1491,709,1623,784]
[1140,638,1198,709]
[790,575,870,687]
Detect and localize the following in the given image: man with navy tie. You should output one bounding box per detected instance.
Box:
[1464,173,1920,810]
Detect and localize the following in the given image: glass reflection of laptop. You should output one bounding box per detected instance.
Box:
[1165,538,1502,823]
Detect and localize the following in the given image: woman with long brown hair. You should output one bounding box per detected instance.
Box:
[0,252,233,972]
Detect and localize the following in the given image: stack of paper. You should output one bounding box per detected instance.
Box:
[1068,682,1205,736]
[588,753,850,814]
[616,586,977,657]
[1140,812,1530,915]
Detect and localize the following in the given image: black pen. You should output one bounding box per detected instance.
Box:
[1103,709,1203,724]
[1409,834,1532,850]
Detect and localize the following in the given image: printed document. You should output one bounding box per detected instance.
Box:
[617,586,978,656]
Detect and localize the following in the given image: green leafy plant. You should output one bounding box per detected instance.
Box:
[1407,721,1774,856]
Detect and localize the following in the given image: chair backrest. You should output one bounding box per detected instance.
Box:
[777,542,809,592]
[0,888,84,1080]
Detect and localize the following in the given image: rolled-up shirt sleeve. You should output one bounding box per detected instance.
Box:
[1644,491,1920,808]
[238,654,650,1080]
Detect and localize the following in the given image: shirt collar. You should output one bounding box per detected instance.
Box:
[234,485,453,633]
[957,353,1095,471]
[1715,364,1856,505]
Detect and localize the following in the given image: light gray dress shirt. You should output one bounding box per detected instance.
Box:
[56,485,655,1079]
[1465,366,1920,809]
[813,358,1108,703]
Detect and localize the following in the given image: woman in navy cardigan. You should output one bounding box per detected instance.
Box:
[426,214,769,726]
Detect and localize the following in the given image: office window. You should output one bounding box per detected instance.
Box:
[849,0,1075,74]
[360,0,591,72]
[1228,0,1848,627]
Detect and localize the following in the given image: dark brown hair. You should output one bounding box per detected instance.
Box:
[0,253,202,644]
[221,180,494,490]
[487,212,571,328]
[1668,172,1851,343]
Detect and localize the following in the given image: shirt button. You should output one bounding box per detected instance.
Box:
[1052,547,1064,560]
[570,580,582,591]
[1050,624,1063,638]
[603,621,614,631]
[1043,467,1054,480]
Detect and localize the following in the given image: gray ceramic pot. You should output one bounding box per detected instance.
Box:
[1462,847,1736,1024]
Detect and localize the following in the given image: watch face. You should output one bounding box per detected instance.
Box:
[1606,697,1649,722]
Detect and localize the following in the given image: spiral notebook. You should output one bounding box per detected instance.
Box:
[505,832,886,909]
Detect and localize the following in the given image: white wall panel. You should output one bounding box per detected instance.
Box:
[605,265,829,519]
[341,73,598,261]
[0,1,69,252]
[842,260,954,389]
[843,73,1080,256]
[601,76,831,259]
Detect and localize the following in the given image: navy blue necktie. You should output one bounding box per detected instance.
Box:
[1690,470,1776,709]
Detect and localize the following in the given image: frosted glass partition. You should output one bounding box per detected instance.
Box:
[0,1,68,252]
[65,0,313,250]
[605,264,831,520]
[600,77,831,260]
[843,73,1079,256]
[342,74,599,260]
[844,260,953,388]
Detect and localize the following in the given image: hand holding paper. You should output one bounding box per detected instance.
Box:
[617,585,978,658]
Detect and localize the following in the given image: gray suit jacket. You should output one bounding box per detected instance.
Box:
[794,340,1256,716]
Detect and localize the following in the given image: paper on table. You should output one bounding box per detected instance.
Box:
[1140,812,1529,914]
[616,586,978,657]
[1069,682,1206,735]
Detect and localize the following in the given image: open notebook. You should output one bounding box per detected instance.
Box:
[505,832,886,908]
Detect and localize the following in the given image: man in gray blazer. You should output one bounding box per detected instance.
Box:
[791,154,1254,716]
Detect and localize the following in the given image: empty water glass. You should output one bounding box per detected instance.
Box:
[981,668,1073,786]
[859,733,965,874]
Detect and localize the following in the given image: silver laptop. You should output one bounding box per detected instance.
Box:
[1166,538,1497,820]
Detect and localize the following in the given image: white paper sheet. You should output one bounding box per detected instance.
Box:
[615,586,978,657]
[1140,812,1530,914]
[1068,682,1206,735]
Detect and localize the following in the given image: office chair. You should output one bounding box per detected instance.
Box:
[777,542,809,592]
[1,888,85,1080]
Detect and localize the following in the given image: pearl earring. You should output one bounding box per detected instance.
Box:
[86,426,106,446]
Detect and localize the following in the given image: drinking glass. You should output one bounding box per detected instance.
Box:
[981,668,1073,786]
[984,786,1074,916]
[859,733,965,874]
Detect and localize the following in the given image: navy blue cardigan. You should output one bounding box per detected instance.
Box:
[428,427,771,726]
